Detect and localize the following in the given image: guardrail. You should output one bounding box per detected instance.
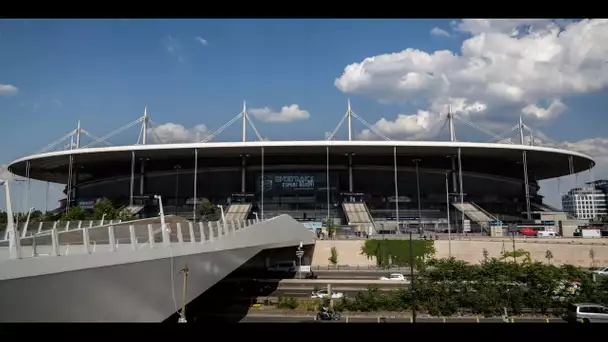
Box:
[0,217,264,260]
[311,264,416,271]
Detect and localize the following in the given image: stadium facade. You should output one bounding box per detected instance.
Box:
[6,106,596,234]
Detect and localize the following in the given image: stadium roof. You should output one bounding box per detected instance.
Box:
[5,101,597,183]
[7,140,595,183]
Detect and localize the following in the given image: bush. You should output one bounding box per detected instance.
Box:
[329,246,339,265]
[275,258,606,316]
[360,239,435,269]
[277,296,299,310]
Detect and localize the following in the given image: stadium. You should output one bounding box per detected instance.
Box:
[5,103,596,235]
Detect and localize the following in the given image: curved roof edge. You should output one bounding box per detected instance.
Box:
[8,140,595,167]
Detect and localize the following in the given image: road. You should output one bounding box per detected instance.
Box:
[310,269,415,280]
[240,314,567,323]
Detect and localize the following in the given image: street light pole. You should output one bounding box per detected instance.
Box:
[413,159,422,236]
[296,242,304,279]
[409,230,417,323]
[445,172,452,258]
[394,147,400,234]
[174,165,181,215]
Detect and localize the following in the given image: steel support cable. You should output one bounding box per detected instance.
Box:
[454,114,508,142]
[351,111,391,141]
[202,112,242,143]
[326,111,349,140]
[486,124,519,143]
[82,117,143,148]
[245,114,264,141]
[38,130,77,153]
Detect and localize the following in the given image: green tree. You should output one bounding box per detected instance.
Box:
[61,206,88,221]
[29,210,43,222]
[41,211,61,222]
[198,198,220,221]
[482,248,489,262]
[92,199,119,220]
[329,246,339,265]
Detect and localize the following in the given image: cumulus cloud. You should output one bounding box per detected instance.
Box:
[335,19,608,140]
[195,37,208,46]
[430,27,451,37]
[0,84,18,96]
[147,123,209,143]
[250,104,310,123]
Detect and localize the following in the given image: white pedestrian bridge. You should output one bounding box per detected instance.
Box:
[0,215,315,322]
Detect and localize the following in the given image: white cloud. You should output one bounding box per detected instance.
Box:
[335,19,608,140]
[164,36,184,63]
[521,99,566,120]
[540,137,608,208]
[195,37,208,46]
[147,123,209,143]
[430,27,451,37]
[250,104,310,123]
[0,84,18,96]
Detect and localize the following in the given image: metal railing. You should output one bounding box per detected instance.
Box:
[0,217,264,260]
[1,219,126,240]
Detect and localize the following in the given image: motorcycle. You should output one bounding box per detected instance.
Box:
[305,272,318,279]
[317,310,341,321]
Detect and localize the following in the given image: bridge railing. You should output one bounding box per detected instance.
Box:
[2,219,127,240]
[0,217,264,260]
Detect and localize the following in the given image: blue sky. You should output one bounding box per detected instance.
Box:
[1,19,608,212]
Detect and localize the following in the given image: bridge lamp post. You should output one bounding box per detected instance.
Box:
[22,207,35,238]
[1,179,19,259]
[217,205,226,229]
[154,194,166,230]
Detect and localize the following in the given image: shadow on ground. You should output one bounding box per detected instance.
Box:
[164,245,312,323]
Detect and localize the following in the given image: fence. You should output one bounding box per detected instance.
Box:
[0,218,263,260]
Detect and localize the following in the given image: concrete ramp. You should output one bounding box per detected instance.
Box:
[0,214,314,322]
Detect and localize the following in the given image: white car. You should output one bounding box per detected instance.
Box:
[594,267,608,276]
[380,273,407,281]
[311,289,344,299]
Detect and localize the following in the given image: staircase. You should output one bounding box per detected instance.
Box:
[225,203,253,222]
[452,202,497,234]
[342,202,375,232]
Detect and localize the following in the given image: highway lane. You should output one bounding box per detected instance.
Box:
[240,314,567,323]
[312,270,415,280]
[273,288,404,298]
